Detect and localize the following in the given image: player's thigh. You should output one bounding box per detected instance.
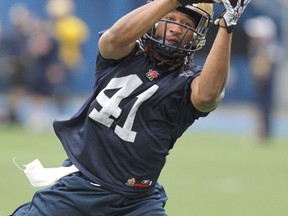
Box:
[12,186,85,216]
[12,173,114,216]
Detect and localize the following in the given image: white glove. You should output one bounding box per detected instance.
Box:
[215,0,251,33]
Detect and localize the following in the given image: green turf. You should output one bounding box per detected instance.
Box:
[1,126,288,216]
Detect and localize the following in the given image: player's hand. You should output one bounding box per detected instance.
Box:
[215,0,251,33]
[177,0,222,6]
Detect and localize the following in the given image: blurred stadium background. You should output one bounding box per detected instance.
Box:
[0,0,287,215]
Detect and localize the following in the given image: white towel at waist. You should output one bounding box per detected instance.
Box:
[23,159,79,187]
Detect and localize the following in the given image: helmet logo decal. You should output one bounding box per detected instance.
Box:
[146,69,160,81]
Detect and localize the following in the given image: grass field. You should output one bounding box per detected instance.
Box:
[1,126,288,216]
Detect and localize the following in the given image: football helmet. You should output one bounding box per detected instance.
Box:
[145,2,213,59]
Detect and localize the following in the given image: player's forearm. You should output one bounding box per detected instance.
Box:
[99,0,180,59]
[111,0,180,42]
[192,20,232,111]
[201,24,231,95]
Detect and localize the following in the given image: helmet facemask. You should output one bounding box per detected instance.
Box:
[144,4,213,61]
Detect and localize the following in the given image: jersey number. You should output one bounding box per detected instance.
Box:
[89,75,158,142]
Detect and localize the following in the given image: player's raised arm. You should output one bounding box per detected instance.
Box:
[191,0,251,112]
[98,0,221,60]
[98,0,180,60]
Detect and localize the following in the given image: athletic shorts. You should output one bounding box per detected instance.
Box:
[11,171,168,216]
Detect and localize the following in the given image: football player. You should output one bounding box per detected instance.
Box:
[12,0,250,215]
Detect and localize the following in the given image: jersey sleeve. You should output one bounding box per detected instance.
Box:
[95,42,142,72]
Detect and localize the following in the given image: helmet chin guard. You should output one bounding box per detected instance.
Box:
[145,3,213,59]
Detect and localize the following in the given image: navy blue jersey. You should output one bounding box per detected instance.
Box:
[53,41,209,196]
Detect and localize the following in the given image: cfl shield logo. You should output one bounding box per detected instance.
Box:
[146,69,159,81]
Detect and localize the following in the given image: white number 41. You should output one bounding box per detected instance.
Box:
[89,75,158,142]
